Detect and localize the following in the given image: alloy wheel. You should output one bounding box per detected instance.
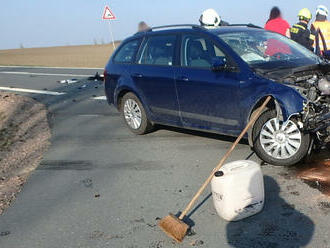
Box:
[259,118,302,159]
[123,99,142,129]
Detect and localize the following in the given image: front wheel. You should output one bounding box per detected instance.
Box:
[252,110,310,166]
[120,92,153,135]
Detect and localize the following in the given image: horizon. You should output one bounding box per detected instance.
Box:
[1,0,328,50]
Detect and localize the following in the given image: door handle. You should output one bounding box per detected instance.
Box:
[132,73,143,78]
[177,76,189,82]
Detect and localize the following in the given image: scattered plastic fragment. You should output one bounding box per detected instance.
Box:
[0,231,10,236]
[190,240,204,246]
[57,79,79,84]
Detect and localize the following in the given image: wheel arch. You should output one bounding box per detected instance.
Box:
[247,96,282,147]
[115,87,153,121]
[247,91,304,147]
[116,89,131,110]
[115,85,141,109]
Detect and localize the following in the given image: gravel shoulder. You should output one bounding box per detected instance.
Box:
[0,93,51,214]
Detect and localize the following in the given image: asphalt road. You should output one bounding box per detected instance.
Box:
[0,66,329,248]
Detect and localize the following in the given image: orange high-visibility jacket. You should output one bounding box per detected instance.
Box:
[312,20,330,52]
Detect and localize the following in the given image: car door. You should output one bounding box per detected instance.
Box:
[129,34,180,125]
[175,34,241,134]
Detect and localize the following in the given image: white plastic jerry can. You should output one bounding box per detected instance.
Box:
[211,160,264,221]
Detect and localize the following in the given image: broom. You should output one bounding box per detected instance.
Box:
[158,96,272,242]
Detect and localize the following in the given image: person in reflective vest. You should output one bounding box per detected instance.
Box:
[311,5,330,54]
[290,8,314,51]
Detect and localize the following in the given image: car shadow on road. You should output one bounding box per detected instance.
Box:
[155,124,249,145]
[226,175,314,248]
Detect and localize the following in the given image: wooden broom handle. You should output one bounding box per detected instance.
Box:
[179,96,271,220]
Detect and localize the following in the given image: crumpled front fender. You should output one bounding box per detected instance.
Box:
[268,83,305,121]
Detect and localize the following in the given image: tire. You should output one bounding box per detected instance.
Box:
[120,92,153,135]
[252,110,310,166]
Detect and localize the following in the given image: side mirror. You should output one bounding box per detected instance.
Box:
[211,57,227,71]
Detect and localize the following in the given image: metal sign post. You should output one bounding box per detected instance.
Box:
[108,21,116,49]
[102,6,116,50]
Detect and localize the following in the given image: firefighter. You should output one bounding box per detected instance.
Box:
[290,8,314,50]
[199,9,229,28]
[311,5,330,54]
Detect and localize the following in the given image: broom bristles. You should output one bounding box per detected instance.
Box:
[158,213,189,243]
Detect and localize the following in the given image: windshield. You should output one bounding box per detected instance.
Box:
[218,30,320,71]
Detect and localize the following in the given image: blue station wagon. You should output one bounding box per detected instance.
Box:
[104,24,330,166]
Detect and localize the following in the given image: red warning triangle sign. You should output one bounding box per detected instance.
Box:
[102,6,116,20]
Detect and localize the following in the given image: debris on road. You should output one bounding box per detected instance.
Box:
[0,231,10,237]
[81,178,93,188]
[88,72,104,81]
[190,240,204,246]
[0,93,50,215]
[57,79,79,84]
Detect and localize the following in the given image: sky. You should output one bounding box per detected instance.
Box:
[0,0,328,50]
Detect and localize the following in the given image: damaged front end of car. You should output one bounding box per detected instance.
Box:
[281,63,330,147]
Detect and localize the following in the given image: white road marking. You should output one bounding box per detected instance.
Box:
[0,71,89,77]
[0,65,103,70]
[91,96,107,100]
[0,86,66,95]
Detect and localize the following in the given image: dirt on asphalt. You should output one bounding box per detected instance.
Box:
[297,149,330,196]
[0,93,50,214]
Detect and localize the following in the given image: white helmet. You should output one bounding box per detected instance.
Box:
[199,9,221,27]
[316,5,328,17]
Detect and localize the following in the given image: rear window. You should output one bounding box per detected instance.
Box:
[138,35,176,66]
[113,39,140,64]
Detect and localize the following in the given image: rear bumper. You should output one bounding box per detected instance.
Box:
[104,79,115,105]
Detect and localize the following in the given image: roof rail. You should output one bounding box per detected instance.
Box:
[148,24,205,31]
[227,23,262,29]
[135,24,205,35]
[134,23,262,35]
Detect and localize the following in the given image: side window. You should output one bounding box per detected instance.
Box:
[181,35,227,68]
[138,35,176,66]
[113,39,140,63]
